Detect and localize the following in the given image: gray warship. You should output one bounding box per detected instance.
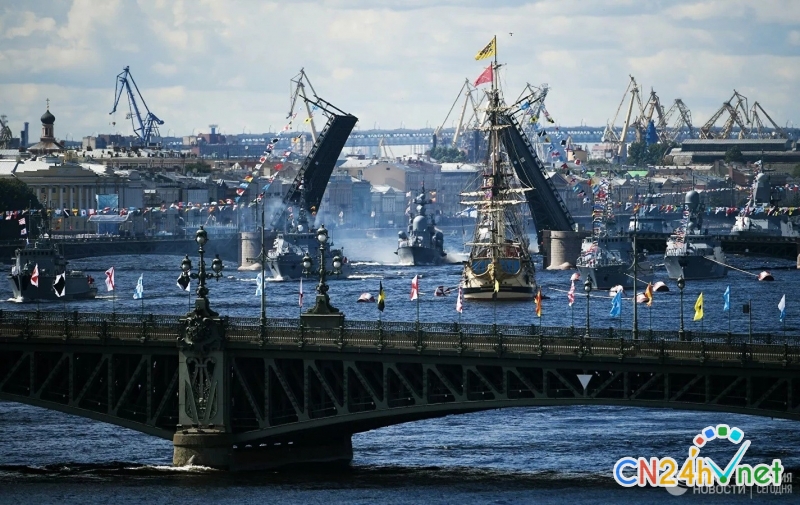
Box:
[664,191,727,280]
[577,181,653,290]
[731,172,800,238]
[265,205,351,281]
[8,236,98,302]
[396,184,447,266]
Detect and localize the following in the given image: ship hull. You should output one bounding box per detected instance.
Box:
[578,262,654,291]
[462,285,535,300]
[396,245,446,266]
[664,255,727,280]
[8,274,98,302]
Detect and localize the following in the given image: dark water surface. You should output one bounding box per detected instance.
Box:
[1,234,798,503]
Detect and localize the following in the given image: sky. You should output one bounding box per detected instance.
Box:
[1,0,798,140]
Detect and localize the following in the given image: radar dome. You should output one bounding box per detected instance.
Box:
[685,190,700,209]
[412,215,426,233]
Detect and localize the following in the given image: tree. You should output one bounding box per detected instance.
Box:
[724,146,743,164]
[626,141,648,167]
[429,146,466,163]
[0,178,42,212]
[627,140,673,167]
[184,161,212,174]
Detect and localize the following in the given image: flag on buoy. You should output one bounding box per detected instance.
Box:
[31,264,39,287]
[456,286,463,314]
[105,267,115,291]
[410,275,419,301]
[694,293,704,321]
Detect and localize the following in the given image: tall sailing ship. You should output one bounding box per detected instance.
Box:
[460,46,536,301]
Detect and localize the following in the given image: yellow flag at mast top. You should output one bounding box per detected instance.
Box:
[475,36,496,60]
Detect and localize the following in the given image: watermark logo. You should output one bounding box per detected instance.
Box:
[613,424,785,489]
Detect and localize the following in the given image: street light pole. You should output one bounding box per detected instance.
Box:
[677,274,686,341]
[632,214,639,341]
[584,279,592,338]
[179,225,225,317]
[301,224,342,315]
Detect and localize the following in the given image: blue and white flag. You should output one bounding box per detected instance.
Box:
[609,290,622,317]
[133,274,143,300]
[723,285,730,312]
[255,272,263,297]
[778,294,786,323]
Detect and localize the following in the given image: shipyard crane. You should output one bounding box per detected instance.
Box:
[660,99,695,143]
[379,137,395,159]
[0,115,12,149]
[287,68,320,143]
[514,83,553,160]
[636,89,666,142]
[110,66,164,147]
[748,101,787,139]
[603,75,643,161]
[433,78,485,150]
[699,90,750,139]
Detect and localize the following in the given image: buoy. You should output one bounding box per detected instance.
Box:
[653,281,670,292]
[758,271,774,281]
[357,292,375,303]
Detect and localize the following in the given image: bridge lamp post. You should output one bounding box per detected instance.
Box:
[584,279,592,338]
[301,224,342,317]
[677,275,686,342]
[179,226,225,316]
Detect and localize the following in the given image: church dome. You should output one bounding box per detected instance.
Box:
[41,109,55,125]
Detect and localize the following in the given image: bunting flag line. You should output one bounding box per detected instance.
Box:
[133,274,144,300]
[378,281,386,312]
[694,293,704,321]
[105,267,115,292]
[53,273,66,298]
[31,264,39,287]
[779,294,786,323]
[410,275,419,301]
[474,37,496,60]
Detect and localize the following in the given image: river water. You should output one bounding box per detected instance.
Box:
[0,233,798,503]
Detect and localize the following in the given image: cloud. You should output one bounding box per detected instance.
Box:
[0,0,798,139]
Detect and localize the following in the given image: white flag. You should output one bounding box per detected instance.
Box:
[255,272,263,296]
[410,275,419,301]
[456,286,463,313]
[299,278,304,307]
[53,273,66,298]
[31,264,39,287]
[133,274,143,300]
[105,267,115,291]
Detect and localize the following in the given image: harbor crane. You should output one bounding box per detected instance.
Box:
[659,99,695,143]
[602,75,643,161]
[748,101,787,139]
[433,78,485,150]
[699,90,750,139]
[0,115,12,149]
[110,66,164,147]
[287,68,320,144]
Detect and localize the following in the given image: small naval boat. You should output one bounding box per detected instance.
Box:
[578,181,654,290]
[265,206,351,281]
[731,173,800,238]
[460,63,536,301]
[627,197,674,237]
[396,184,447,265]
[8,236,98,302]
[664,191,727,280]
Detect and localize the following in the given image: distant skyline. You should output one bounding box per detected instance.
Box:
[1,0,798,140]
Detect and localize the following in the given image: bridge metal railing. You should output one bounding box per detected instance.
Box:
[1,310,798,366]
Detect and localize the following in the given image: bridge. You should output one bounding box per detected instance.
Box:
[0,234,241,265]
[2,307,798,470]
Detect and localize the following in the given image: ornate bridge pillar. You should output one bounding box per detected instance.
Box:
[172,299,232,468]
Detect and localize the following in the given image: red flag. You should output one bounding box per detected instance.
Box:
[456,286,463,313]
[105,267,115,291]
[31,264,39,287]
[474,65,493,86]
[567,280,575,307]
[410,275,419,301]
